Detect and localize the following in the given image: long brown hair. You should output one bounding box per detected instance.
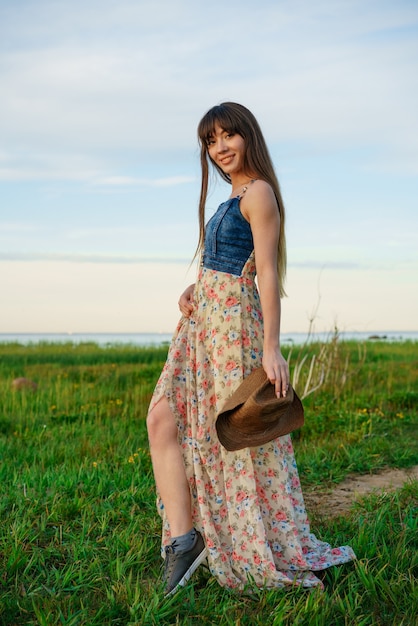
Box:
[196,102,287,297]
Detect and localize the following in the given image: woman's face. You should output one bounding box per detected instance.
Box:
[207,123,246,178]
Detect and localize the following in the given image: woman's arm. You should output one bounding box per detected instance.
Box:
[241,181,289,398]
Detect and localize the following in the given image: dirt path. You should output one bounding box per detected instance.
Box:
[304,465,418,517]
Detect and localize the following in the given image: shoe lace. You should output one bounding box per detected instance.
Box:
[164,544,178,581]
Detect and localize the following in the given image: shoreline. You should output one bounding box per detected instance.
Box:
[0,330,417,346]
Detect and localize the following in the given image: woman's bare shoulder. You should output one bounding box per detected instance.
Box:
[241,179,278,219]
[248,179,274,197]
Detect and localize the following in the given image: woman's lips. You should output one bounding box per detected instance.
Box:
[219,155,234,165]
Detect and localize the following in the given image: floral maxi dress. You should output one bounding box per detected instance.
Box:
[148,195,356,590]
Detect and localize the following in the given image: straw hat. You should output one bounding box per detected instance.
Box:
[216,367,304,451]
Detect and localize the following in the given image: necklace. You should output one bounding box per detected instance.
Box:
[230,178,257,198]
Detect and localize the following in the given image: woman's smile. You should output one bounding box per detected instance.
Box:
[219,154,234,166]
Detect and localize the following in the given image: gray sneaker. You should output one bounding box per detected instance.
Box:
[163,530,207,596]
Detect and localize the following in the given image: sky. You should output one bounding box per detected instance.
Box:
[0,0,417,334]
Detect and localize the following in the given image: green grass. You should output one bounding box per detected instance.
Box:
[0,339,417,625]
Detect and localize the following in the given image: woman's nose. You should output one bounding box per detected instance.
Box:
[217,138,227,153]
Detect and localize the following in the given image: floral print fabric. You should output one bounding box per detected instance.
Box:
[149,253,355,590]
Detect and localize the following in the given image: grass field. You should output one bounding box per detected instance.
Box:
[0,339,417,625]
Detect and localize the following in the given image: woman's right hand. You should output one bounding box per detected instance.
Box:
[178,283,195,317]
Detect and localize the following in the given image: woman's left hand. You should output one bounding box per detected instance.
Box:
[262,350,290,398]
[178,283,195,317]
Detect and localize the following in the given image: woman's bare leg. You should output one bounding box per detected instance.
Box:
[147,397,193,537]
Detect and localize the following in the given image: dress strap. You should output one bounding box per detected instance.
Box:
[236,178,257,199]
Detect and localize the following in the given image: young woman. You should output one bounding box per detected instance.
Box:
[147,102,355,596]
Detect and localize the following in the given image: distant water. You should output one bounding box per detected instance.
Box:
[0,332,174,346]
[0,331,417,346]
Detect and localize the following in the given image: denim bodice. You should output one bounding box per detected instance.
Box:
[202,196,254,275]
